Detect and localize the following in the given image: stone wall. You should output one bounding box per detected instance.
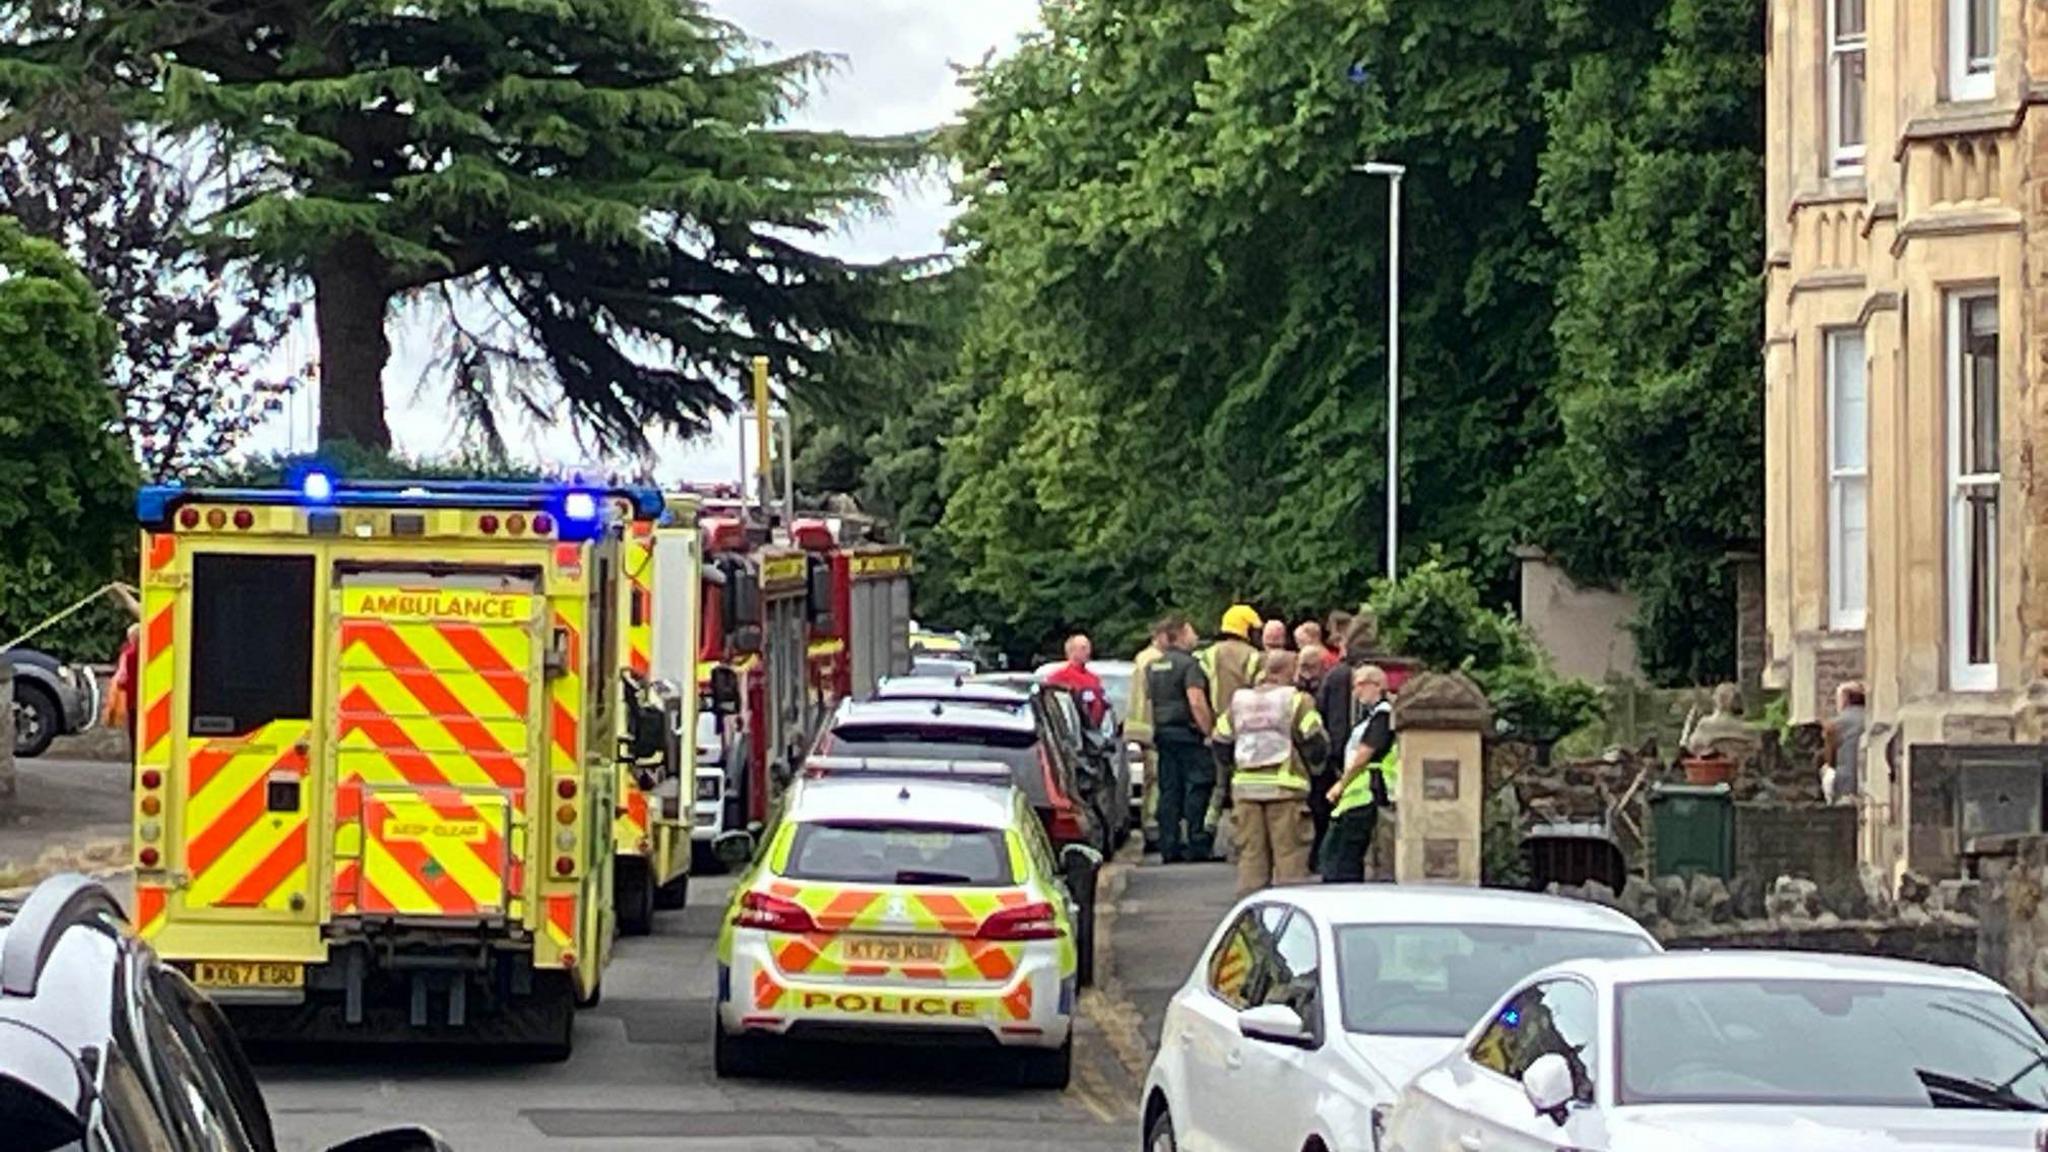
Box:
[1733,805,1857,896]
[1548,872,1980,970]
[1497,733,1841,890]
[1513,547,1643,683]
[1970,835,2048,1015]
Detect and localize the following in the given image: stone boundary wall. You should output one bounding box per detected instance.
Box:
[1547,871,1981,970]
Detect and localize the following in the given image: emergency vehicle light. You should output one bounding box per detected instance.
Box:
[136,479,660,538]
[803,756,1014,785]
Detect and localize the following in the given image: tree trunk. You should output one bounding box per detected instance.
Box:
[312,236,394,450]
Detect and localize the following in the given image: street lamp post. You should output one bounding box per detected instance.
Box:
[1355,161,1404,583]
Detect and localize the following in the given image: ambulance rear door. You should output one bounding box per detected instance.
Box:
[172,550,322,926]
[327,568,543,924]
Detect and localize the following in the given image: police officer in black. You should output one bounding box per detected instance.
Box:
[1146,613,1216,863]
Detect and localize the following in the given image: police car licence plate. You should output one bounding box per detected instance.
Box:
[843,937,949,964]
[193,961,303,989]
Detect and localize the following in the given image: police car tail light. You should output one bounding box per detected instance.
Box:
[977,900,1059,942]
[736,890,817,934]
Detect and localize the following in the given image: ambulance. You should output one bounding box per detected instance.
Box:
[128,475,650,1057]
[610,492,733,933]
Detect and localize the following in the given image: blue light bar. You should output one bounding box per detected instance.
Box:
[344,480,666,521]
[135,477,665,539]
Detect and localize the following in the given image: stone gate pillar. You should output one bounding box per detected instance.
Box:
[1391,671,1492,885]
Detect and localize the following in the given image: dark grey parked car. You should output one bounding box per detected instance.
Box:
[0,873,451,1152]
[3,649,97,758]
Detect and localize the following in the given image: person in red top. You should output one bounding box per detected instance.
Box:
[1044,633,1110,729]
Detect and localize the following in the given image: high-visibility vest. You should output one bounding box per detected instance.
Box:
[1224,687,1318,793]
[1334,700,1397,817]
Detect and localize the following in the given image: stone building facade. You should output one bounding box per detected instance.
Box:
[1764,0,2048,880]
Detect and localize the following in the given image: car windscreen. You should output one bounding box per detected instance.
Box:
[819,726,1048,806]
[782,822,1014,887]
[1617,978,2048,1109]
[1335,924,1654,1036]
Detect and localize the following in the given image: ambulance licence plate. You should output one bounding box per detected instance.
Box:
[193,961,303,990]
[843,937,949,964]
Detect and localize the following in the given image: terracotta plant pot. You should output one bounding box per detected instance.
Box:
[1681,757,1737,787]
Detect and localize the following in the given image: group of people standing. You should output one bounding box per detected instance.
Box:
[1129,606,1398,896]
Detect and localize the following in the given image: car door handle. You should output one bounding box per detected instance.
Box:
[1458,1133,1484,1152]
[1224,1049,1243,1071]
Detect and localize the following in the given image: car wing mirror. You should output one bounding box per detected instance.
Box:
[1522,1052,1576,1125]
[712,829,755,868]
[1238,1003,1315,1049]
[323,1127,454,1152]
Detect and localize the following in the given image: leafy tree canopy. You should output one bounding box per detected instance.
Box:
[0,215,137,658]
[796,0,1764,681]
[0,0,920,452]
[0,129,299,477]
[932,0,1562,660]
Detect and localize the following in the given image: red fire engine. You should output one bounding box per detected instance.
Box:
[693,511,912,847]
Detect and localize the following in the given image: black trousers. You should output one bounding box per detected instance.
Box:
[1319,805,1378,883]
[1154,738,1215,863]
[1306,768,1337,870]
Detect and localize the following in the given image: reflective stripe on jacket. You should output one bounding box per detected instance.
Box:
[1198,638,1261,719]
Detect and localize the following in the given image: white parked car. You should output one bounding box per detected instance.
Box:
[1141,886,1661,1152]
[1383,951,2048,1152]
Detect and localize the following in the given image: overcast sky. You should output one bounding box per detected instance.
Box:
[250,0,1041,479]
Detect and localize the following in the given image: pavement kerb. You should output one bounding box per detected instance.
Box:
[1076,852,1154,1121]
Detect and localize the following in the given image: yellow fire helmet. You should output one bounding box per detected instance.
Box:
[1220,604,1262,640]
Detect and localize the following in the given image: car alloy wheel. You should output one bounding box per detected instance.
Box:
[13,683,60,758]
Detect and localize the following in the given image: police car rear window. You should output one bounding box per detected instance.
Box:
[817,732,1048,806]
[784,823,1013,887]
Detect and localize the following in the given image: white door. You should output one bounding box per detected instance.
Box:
[1175,907,1269,1152]
[1221,905,1326,1152]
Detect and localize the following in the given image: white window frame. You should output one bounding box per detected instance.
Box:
[1828,0,1868,172]
[1947,292,2000,692]
[1826,329,1868,632]
[1949,0,1997,102]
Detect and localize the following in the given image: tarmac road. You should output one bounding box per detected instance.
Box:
[0,754,131,866]
[257,861,1235,1152]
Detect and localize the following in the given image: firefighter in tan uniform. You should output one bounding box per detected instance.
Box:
[1210,649,1329,895]
[1200,604,1265,718]
[1126,632,1166,847]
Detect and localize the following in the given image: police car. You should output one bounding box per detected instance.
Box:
[713,758,1098,1088]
